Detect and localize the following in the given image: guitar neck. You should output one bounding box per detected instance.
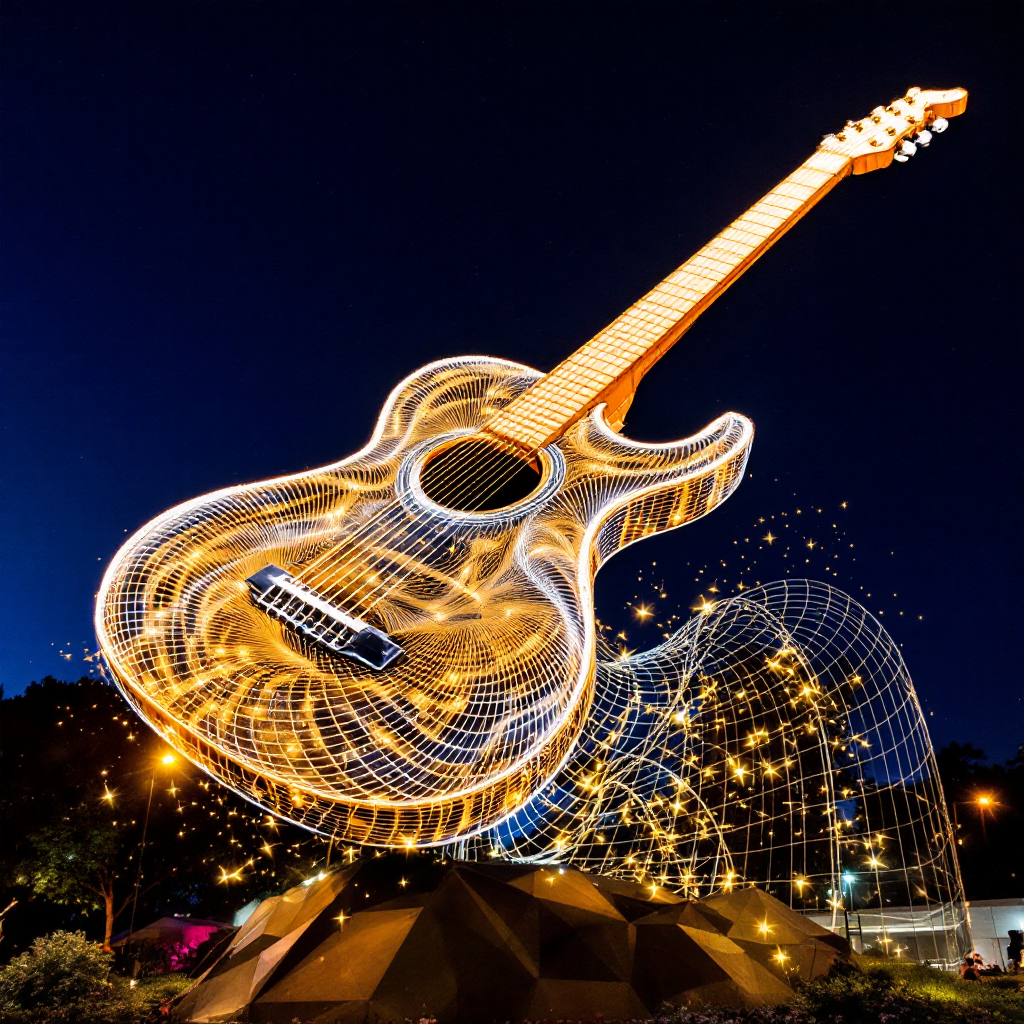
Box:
[484,147,852,454]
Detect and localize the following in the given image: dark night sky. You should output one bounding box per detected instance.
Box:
[2,4,1021,759]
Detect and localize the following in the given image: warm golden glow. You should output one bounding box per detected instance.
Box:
[96,357,752,847]
[95,86,966,853]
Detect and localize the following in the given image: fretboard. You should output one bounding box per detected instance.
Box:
[484,148,851,453]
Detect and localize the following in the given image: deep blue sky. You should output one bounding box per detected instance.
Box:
[2,3,1021,760]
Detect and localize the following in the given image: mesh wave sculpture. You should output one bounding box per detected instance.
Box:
[464,580,966,961]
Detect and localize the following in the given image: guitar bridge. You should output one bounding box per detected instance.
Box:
[245,565,404,671]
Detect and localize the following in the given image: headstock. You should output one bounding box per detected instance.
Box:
[819,86,968,174]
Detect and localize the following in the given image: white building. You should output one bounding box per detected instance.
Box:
[966,898,1024,968]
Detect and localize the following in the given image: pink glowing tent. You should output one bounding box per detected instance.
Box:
[111,916,231,950]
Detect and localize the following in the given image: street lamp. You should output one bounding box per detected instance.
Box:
[841,873,856,944]
[951,795,995,845]
[126,752,176,951]
[976,796,992,842]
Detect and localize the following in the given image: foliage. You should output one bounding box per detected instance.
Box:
[846,959,1024,1023]
[133,939,199,977]
[0,676,327,956]
[0,930,142,1024]
[26,811,123,909]
[652,959,1024,1024]
[935,740,1024,899]
[133,974,193,1016]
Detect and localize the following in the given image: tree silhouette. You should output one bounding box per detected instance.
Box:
[1,677,328,956]
[26,808,138,951]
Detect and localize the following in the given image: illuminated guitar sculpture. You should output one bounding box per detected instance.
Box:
[97,86,967,847]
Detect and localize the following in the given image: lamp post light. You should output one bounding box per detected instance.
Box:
[976,796,992,843]
[126,753,176,952]
[841,873,856,945]
[951,795,995,846]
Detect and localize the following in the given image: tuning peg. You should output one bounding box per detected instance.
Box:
[932,117,949,133]
[914,129,933,147]
[893,139,917,164]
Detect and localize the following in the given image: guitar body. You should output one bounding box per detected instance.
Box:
[97,356,751,845]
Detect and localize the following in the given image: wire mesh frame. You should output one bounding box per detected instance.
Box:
[463,580,968,965]
[94,356,752,847]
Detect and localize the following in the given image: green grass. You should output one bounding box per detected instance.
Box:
[128,973,193,1014]
[855,958,1024,1022]
[789,956,1024,1024]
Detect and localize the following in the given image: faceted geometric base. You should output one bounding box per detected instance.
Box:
[176,857,848,1023]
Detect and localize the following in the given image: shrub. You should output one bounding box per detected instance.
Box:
[658,958,1024,1024]
[0,930,143,1024]
[662,1006,814,1023]
[794,967,956,1023]
[133,939,200,977]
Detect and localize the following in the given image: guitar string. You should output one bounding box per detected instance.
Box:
[291,301,685,598]
[295,392,604,609]
[290,189,786,602]
[292,352,626,594]
[294,383,579,594]
[293,313,707,607]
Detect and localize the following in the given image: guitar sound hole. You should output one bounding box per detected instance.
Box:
[420,438,542,512]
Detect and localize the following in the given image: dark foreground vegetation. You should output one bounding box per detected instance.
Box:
[0,677,331,956]
[1,931,1023,1024]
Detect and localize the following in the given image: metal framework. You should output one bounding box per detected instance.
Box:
[95,356,751,847]
[466,580,967,961]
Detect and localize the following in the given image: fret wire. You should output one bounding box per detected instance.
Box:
[486,151,850,449]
